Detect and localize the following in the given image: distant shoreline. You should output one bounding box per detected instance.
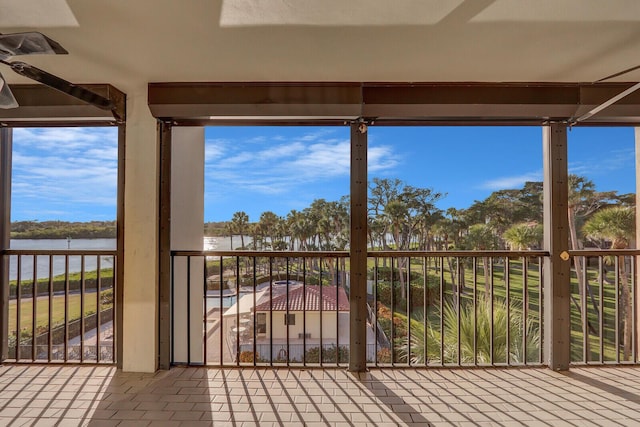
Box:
[10,220,232,240]
[10,220,116,240]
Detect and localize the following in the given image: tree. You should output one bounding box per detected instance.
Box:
[370,179,444,298]
[583,206,635,360]
[463,223,499,294]
[225,222,234,250]
[368,178,402,251]
[567,175,618,353]
[503,223,543,251]
[258,211,279,250]
[231,211,249,249]
[465,182,543,238]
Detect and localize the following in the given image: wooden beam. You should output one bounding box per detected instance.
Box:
[148,82,640,125]
[0,84,125,125]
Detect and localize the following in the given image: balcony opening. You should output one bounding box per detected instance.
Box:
[567,126,637,365]
[366,126,545,367]
[4,126,119,364]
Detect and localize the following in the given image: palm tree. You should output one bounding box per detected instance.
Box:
[583,206,635,360]
[225,222,234,250]
[400,297,540,365]
[258,211,279,250]
[503,223,543,250]
[231,211,249,249]
[464,223,498,294]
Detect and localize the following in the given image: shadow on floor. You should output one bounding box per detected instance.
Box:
[2,365,640,426]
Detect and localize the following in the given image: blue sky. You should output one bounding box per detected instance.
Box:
[204,126,636,222]
[11,127,118,222]
[9,125,636,222]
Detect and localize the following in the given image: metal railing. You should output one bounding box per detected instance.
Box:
[368,251,547,367]
[171,249,549,367]
[569,249,640,365]
[2,249,117,364]
[171,250,351,367]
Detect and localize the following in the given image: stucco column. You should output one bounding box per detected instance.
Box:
[122,86,159,372]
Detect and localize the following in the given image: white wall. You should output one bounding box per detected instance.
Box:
[265,311,349,343]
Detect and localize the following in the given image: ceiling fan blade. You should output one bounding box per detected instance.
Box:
[8,61,114,110]
[0,72,18,109]
[0,32,68,58]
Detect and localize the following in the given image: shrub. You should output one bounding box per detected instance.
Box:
[304,345,349,364]
[397,296,541,365]
[239,351,262,363]
[376,279,437,312]
[376,348,392,363]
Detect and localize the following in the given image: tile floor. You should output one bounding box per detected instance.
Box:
[1,364,640,426]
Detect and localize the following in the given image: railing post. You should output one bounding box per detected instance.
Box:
[158,121,172,370]
[0,128,11,362]
[350,121,368,372]
[543,123,571,370]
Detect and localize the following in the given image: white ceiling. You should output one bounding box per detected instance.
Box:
[1,0,640,94]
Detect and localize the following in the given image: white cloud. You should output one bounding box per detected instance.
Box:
[205,132,399,196]
[369,145,401,172]
[204,138,229,161]
[569,147,634,178]
[568,162,590,176]
[479,171,542,190]
[13,127,115,150]
[11,128,118,219]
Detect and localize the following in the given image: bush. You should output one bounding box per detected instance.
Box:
[10,274,114,298]
[375,277,437,312]
[376,348,392,363]
[304,345,349,364]
[101,289,114,305]
[239,351,262,363]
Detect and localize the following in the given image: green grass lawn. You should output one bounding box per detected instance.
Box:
[366,255,626,364]
[8,290,112,336]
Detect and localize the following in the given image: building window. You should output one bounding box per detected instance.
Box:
[284,313,295,325]
[256,313,266,334]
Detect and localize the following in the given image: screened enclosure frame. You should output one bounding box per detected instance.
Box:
[0,83,126,368]
[150,81,640,372]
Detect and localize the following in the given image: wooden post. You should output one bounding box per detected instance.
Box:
[543,123,571,370]
[158,121,172,370]
[635,127,640,363]
[349,121,368,372]
[0,128,11,362]
[115,124,125,369]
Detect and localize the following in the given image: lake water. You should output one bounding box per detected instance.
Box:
[204,236,252,251]
[8,239,116,281]
[7,236,248,280]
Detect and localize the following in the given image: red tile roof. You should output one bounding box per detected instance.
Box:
[255,285,349,312]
